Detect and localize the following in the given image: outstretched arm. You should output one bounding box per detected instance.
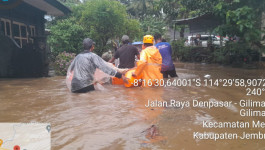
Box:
[92,54,122,78]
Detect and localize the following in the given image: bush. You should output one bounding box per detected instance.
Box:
[48,18,88,56]
[172,39,262,66]
[54,52,76,76]
[213,42,262,66]
[171,39,192,61]
[213,48,228,64]
[171,39,215,63]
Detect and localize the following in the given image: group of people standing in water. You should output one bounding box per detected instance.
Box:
[66,33,178,93]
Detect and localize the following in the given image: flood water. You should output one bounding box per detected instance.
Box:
[0,62,265,150]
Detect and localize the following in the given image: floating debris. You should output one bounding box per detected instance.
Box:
[204,74,211,79]
[141,125,167,144]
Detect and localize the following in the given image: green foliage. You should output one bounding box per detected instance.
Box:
[212,0,264,65]
[79,0,141,55]
[80,0,128,55]
[182,0,264,45]
[159,0,189,23]
[213,48,227,64]
[214,4,262,43]
[140,16,167,36]
[158,0,194,38]
[181,0,219,15]
[176,0,265,66]
[171,39,191,61]
[48,18,88,56]
[46,0,80,28]
[123,19,143,41]
[171,39,262,65]
[48,0,142,56]
[58,0,81,8]
[124,0,161,20]
[213,42,261,65]
[48,0,265,67]
[54,52,76,76]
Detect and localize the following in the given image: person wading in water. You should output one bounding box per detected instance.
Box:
[66,38,126,93]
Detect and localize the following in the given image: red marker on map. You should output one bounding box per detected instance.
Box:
[13,145,20,150]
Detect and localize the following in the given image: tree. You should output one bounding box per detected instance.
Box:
[48,0,142,56]
[46,0,82,29]
[140,16,167,36]
[123,19,143,41]
[179,0,265,64]
[181,0,265,44]
[119,0,161,20]
[180,0,219,15]
[58,0,81,7]
[80,0,141,55]
[159,0,191,38]
[48,18,88,56]
[214,0,264,44]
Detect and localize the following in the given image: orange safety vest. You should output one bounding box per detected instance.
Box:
[124,46,162,87]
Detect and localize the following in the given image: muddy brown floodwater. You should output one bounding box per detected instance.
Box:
[0,62,265,150]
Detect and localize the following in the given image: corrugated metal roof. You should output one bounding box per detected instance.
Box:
[173,14,221,33]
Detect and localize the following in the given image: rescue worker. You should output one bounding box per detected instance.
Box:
[128,35,163,87]
[109,35,140,69]
[154,33,178,78]
[66,38,126,93]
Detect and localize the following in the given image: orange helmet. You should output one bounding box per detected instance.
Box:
[143,35,154,44]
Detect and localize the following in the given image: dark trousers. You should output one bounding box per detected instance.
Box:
[161,68,178,78]
[72,85,95,93]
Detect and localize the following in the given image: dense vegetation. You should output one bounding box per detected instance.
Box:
[49,0,142,56]
[169,0,265,66]
[48,0,265,68]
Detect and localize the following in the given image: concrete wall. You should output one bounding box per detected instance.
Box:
[166,27,190,41]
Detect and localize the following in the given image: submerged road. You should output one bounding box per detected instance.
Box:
[0,62,264,150]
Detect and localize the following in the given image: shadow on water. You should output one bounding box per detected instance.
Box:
[0,62,265,150]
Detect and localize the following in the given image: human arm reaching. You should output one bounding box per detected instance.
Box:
[92,53,122,78]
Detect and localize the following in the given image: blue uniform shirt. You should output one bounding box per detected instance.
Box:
[155,42,175,71]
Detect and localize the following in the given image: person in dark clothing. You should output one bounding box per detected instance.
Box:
[109,35,140,69]
[154,33,178,78]
[194,34,201,46]
[66,38,125,93]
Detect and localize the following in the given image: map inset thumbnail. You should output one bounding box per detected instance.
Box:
[0,123,51,150]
